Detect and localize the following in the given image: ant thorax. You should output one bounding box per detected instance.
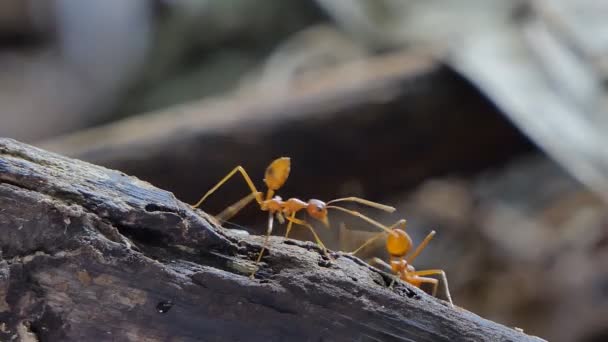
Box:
[283,198,308,215]
[261,196,283,213]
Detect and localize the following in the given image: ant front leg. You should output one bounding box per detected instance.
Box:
[284,215,294,238]
[350,231,386,255]
[413,269,452,306]
[284,213,327,253]
[250,212,275,278]
[369,257,400,289]
[413,276,439,296]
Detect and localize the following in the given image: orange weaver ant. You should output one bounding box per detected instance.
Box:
[192,157,396,277]
[350,219,453,305]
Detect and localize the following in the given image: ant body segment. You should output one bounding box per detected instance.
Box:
[351,220,453,306]
[192,157,396,278]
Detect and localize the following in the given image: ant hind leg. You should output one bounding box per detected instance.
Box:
[216,192,260,223]
[192,166,263,209]
[413,269,452,306]
[285,214,327,253]
[250,212,275,279]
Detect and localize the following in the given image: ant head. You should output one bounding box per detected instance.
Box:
[306,199,329,227]
[386,228,412,257]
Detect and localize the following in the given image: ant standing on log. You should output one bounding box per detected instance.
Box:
[350,219,453,306]
[192,157,397,278]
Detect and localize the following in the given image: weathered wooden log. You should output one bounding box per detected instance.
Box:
[0,138,543,341]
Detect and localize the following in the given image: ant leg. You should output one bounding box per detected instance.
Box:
[406,230,436,264]
[284,214,327,252]
[415,276,439,296]
[369,257,393,271]
[349,219,407,255]
[192,166,263,209]
[413,269,452,305]
[250,212,275,278]
[276,212,286,225]
[284,217,294,238]
[369,257,401,289]
[216,192,259,223]
[349,231,385,255]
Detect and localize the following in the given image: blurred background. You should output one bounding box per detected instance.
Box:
[2,1,608,341]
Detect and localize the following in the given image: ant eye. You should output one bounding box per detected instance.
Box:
[315,205,323,212]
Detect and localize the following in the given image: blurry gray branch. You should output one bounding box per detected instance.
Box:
[317,0,608,202]
[0,0,153,141]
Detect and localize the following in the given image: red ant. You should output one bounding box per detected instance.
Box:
[192,157,396,277]
[350,219,453,305]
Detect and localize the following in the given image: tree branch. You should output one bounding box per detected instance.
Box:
[0,138,543,341]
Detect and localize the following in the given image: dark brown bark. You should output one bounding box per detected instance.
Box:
[0,138,543,341]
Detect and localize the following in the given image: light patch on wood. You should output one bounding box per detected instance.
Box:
[17,321,38,342]
[172,244,196,254]
[17,292,36,317]
[125,326,160,342]
[56,281,69,293]
[109,288,148,309]
[228,260,256,274]
[77,270,92,286]
[93,274,147,309]
[0,287,9,312]
[22,251,49,264]
[92,274,114,286]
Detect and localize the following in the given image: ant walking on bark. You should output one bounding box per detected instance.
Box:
[192,157,396,278]
[350,219,453,306]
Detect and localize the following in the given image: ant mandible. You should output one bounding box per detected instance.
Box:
[192,157,396,278]
[350,219,453,306]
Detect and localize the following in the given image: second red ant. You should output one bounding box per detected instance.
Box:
[349,219,453,306]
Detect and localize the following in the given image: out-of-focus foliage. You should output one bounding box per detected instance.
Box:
[0,0,153,140]
[317,0,608,203]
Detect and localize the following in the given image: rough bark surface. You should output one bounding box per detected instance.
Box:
[0,138,543,341]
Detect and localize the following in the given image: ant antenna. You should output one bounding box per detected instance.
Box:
[406,230,436,264]
[344,224,386,255]
[327,197,396,213]
[327,205,394,234]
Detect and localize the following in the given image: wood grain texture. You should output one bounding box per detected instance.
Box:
[0,138,544,341]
